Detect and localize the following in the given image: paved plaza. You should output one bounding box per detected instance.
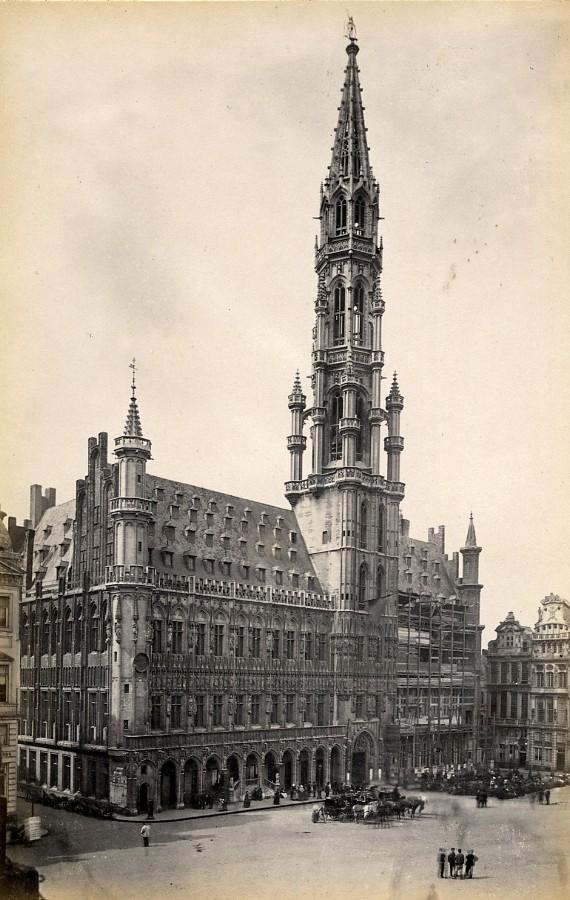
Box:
[8,788,569,900]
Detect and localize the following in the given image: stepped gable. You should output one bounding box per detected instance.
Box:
[30,499,75,590]
[147,474,324,594]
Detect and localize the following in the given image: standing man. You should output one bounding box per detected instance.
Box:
[438,848,447,878]
[465,850,478,879]
[455,849,465,879]
[545,788,551,805]
[140,823,151,849]
[448,848,456,879]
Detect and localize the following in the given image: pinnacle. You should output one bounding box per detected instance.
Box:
[464,512,478,548]
[123,359,144,437]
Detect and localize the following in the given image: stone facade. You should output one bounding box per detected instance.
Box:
[0,509,31,817]
[483,596,570,771]
[18,34,483,812]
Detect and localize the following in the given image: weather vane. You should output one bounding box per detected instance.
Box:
[346,15,357,42]
[129,357,137,396]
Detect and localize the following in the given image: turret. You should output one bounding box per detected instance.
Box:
[287,371,307,481]
[461,512,481,585]
[384,373,404,483]
[109,360,152,570]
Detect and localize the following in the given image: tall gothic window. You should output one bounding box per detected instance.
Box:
[353,283,365,343]
[354,196,366,232]
[378,505,386,552]
[359,502,367,549]
[335,196,347,235]
[358,563,367,610]
[376,565,386,603]
[355,395,363,462]
[333,284,346,345]
[329,393,343,462]
[64,608,73,654]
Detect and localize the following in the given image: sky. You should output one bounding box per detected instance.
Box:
[1,2,569,635]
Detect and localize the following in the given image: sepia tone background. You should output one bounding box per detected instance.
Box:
[1,0,569,638]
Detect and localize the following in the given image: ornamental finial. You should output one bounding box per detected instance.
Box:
[346,16,357,42]
[129,357,137,398]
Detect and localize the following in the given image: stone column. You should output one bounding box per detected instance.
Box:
[176,766,184,809]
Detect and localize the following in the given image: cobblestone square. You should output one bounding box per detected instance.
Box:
[9,788,569,900]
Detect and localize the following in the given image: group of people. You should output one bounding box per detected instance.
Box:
[438,848,478,879]
[475,790,488,808]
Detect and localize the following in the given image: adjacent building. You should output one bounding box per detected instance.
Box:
[0,508,31,818]
[483,595,569,772]
[18,32,483,813]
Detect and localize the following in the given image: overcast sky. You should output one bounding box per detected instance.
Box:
[1,2,568,634]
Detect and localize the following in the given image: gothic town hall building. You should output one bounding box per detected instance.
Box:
[18,35,483,813]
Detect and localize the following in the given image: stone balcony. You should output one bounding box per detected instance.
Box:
[124,723,347,751]
[109,497,153,515]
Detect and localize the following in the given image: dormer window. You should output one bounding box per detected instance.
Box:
[289,530,297,545]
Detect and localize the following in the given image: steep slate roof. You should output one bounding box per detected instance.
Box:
[31,499,75,590]
[398,531,458,599]
[146,474,323,594]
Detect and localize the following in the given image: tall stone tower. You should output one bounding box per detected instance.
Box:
[107,363,154,748]
[286,30,405,779]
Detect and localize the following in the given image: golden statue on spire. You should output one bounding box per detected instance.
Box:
[346,16,357,42]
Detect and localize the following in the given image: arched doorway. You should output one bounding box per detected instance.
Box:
[351,731,374,788]
[205,756,221,793]
[137,782,150,814]
[183,759,199,806]
[227,754,240,800]
[330,745,343,788]
[245,753,259,789]
[282,749,294,790]
[315,747,326,789]
[264,751,277,786]
[160,760,177,809]
[299,748,310,788]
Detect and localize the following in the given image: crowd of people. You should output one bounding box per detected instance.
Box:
[438,848,478,879]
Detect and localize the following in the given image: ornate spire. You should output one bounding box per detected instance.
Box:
[329,20,372,182]
[464,512,478,548]
[123,358,144,438]
[292,370,302,395]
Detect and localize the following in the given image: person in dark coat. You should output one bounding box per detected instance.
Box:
[273,789,280,806]
[545,789,551,805]
[447,848,456,879]
[243,791,251,808]
[455,849,465,879]
[438,848,447,878]
[465,850,478,879]
[325,782,331,798]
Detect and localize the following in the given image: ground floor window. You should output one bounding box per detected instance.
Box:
[62,755,71,790]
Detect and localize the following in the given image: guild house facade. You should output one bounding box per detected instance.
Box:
[18,31,483,813]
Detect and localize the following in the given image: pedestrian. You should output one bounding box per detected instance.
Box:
[438,848,447,878]
[140,823,151,848]
[455,849,465,879]
[447,848,456,879]
[243,790,250,808]
[465,850,478,879]
[273,788,280,806]
[545,789,551,805]
[325,782,331,798]
[538,789,544,804]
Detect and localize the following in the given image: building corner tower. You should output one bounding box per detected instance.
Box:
[286,30,405,781]
[106,365,154,808]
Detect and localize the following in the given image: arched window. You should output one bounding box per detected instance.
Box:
[89,603,99,653]
[376,565,386,604]
[358,563,367,610]
[329,392,343,462]
[340,127,349,176]
[29,612,36,656]
[377,505,385,552]
[359,503,367,549]
[354,196,366,232]
[353,284,365,343]
[335,196,347,235]
[50,608,58,656]
[333,284,346,345]
[152,616,164,654]
[21,613,29,656]
[355,395,364,462]
[75,604,82,651]
[41,611,49,655]
[63,608,73,654]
